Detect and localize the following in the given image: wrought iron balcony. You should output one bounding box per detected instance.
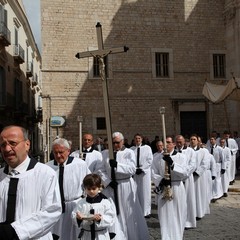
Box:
[0,22,11,46]
[13,44,25,64]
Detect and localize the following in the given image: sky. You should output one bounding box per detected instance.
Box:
[22,0,41,52]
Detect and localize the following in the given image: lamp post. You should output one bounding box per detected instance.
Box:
[77,116,83,154]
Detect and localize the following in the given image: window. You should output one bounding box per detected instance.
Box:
[93,56,108,78]
[155,52,169,77]
[96,117,106,130]
[213,54,226,78]
[0,66,6,105]
[152,48,173,79]
[14,78,23,110]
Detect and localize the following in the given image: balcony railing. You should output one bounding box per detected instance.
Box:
[26,61,33,77]
[13,44,25,64]
[0,22,11,46]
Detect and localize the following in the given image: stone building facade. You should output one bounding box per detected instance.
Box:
[41,0,240,159]
[0,0,42,157]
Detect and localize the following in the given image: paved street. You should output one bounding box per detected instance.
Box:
[147,173,240,240]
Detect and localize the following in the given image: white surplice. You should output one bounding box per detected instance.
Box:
[131,144,153,216]
[70,148,102,173]
[221,146,231,193]
[97,148,150,240]
[192,147,209,218]
[47,157,90,240]
[151,150,188,240]
[180,147,197,228]
[0,158,62,240]
[72,193,116,240]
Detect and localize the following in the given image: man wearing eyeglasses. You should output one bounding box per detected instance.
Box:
[98,132,149,240]
[0,125,62,240]
[70,133,102,173]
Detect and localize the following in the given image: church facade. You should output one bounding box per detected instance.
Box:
[41,0,240,159]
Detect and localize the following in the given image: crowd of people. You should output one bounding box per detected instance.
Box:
[0,125,239,240]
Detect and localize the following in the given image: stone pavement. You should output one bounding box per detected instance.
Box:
[147,172,240,240]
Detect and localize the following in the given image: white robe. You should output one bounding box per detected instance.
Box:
[47,158,90,240]
[152,151,188,240]
[0,160,62,240]
[131,144,153,216]
[98,148,150,240]
[180,147,197,228]
[72,194,116,240]
[207,145,224,199]
[221,146,231,193]
[205,154,216,203]
[225,138,238,182]
[70,149,102,173]
[192,147,209,218]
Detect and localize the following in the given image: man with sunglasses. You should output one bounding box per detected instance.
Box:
[0,125,62,240]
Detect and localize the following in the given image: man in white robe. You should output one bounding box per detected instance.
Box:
[190,134,208,220]
[152,141,164,205]
[223,130,238,185]
[220,138,231,197]
[0,125,62,240]
[131,133,153,218]
[47,138,90,240]
[152,136,188,240]
[70,133,102,173]
[98,132,149,240]
[207,137,225,201]
[175,135,197,229]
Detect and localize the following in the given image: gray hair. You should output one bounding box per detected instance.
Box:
[52,138,70,150]
[112,132,124,140]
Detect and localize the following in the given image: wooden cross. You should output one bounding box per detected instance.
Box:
[75,22,129,161]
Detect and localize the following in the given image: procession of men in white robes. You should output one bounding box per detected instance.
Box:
[2,125,239,240]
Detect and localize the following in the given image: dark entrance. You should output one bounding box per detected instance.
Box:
[180,111,207,143]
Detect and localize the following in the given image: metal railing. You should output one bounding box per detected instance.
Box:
[0,22,11,45]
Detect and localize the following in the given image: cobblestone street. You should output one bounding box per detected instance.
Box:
[147,173,240,240]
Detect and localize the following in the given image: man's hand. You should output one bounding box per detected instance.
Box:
[163,155,173,165]
[136,168,143,175]
[109,160,117,168]
[0,224,19,240]
[160,178,171,187]
[193,172,199,177]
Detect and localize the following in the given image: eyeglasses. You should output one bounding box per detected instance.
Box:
[0,140,26,149]
[166,141,173,144]
[113,141,121,144]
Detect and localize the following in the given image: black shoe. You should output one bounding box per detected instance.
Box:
[196,217,201,221]
[211,199,217,203]
[223,193,228,197]
[144,214,151,219]
[229,181,234,185]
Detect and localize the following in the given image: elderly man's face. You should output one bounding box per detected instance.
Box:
[0,126,30,168]
[52,144,70,164]
[113,136,124,151]
[83,134,93,149]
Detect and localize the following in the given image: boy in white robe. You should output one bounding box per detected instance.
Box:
[72,173,116,240]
